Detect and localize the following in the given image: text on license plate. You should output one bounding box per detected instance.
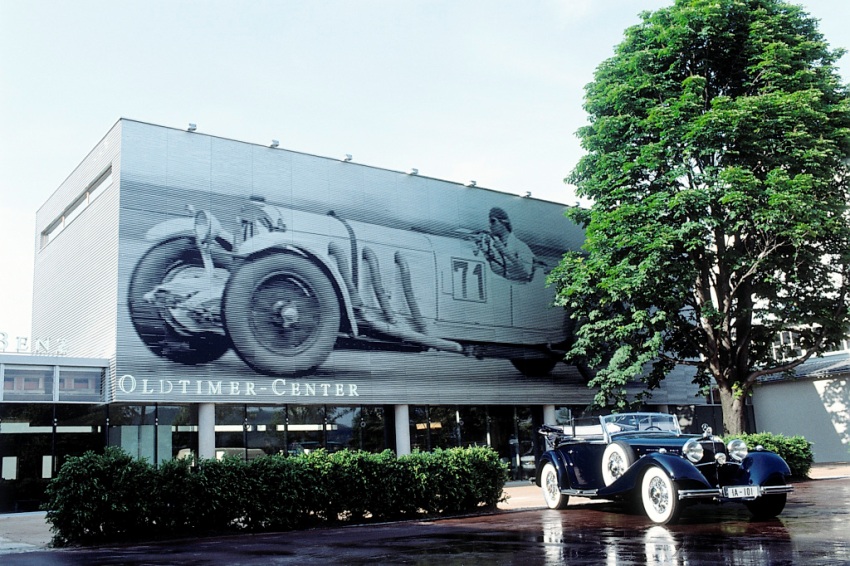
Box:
[723,486,759,498]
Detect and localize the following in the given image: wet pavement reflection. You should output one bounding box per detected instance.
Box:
[4,478,849,565]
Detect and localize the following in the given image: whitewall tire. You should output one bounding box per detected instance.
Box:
[541,462,570,510]
[601,441,635,486]
[640,466,680,524]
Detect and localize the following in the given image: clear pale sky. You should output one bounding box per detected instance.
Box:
[1,0,848,343]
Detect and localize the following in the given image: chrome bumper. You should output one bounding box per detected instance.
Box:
[678,484,794,501]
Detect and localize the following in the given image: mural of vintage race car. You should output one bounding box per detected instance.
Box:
[127,196,573,378]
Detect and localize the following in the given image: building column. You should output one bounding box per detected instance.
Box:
[198,403,215,460]
[543,404,556,425]
[394,404,411,456]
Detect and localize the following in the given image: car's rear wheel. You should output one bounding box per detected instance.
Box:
[510,357,558,376]
[540,462,569,510]
[602,441,635,486]
[127,237,231,364]
[640,466,681,524]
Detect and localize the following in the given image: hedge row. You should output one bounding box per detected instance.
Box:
[44,446,508,547]
[723,432,814,478]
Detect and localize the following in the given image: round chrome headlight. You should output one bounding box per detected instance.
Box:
[683,439,704,463]
[727,439,748,461]
[194,210,214,244]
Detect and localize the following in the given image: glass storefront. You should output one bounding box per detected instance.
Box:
[0,400,586,512]
[0,403,106,512]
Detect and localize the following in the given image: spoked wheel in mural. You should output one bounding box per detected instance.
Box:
[222,253,341,376]
[127,236,232,364]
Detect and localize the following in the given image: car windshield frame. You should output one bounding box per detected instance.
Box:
[600,412,681,443]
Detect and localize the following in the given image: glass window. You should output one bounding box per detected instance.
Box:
[246,406,287,456]
[215,405,248,458]
[0,404,54,512]
[1,457,18,480]
[426,406,461,450]
[286,406,325,455]
[58,367,103,402]
[86,171,112,203]
[62,195,87,227]
[39,166,112,248]
[325,406,359,452]
[409,405,431,452]
[158,405,197,459]
[3,366,54,401]
[357,406,386,453]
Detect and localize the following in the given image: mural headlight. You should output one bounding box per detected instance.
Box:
[683,439,704,463]
[194,210,221,245]
[727,439,748,461]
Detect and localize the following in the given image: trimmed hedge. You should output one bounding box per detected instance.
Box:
[44,446,508,547]
[723,432,814,478]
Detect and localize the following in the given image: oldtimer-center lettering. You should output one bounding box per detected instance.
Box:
[117,375,360,398]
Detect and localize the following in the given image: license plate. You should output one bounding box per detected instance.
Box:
[723,486,759,499]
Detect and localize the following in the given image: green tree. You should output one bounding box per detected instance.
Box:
[551,0,850,434]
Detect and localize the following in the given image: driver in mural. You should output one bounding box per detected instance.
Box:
[478,207,535,281]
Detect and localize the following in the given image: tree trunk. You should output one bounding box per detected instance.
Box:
[718,385,747,435]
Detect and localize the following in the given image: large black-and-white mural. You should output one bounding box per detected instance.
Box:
[114,121,587,404]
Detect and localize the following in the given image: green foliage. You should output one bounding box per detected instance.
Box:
[44,447,509,546]
[724,432,814,478]
[44,447,156,546]
[551,0,850,434]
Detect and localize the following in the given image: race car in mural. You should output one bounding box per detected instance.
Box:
[127,196,572,378]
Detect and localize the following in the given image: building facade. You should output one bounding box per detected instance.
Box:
[1,119,707,512]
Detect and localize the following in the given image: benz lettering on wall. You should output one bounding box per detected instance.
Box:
[0,332,68,355]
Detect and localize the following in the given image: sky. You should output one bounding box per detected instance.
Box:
[1,0,848,344]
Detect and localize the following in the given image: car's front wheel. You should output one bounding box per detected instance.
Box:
[540,462,569,510]
[640,466,681,524]
[222,253,341,376]
[745,490,787,519]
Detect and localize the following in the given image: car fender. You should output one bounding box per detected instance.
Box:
[740,451,792,485]
[144,217,235,249]
[535,450,572,490]
[235,234,359,335]
[598,452,712,497]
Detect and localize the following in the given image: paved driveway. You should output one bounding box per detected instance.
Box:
[2,465,848,565]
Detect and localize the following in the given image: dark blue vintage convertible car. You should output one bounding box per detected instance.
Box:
[535,412,793,523]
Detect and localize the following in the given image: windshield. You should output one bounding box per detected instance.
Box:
[600,413,681,439]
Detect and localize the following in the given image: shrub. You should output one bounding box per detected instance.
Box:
[724,432,814,478]
[44,446,509,546]
[44,447,155,546]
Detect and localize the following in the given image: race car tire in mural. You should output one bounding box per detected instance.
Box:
[127,236,232,364]
[221,252,342,377]
[510,357,559,377]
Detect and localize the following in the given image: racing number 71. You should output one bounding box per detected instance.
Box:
[452,259,486,302]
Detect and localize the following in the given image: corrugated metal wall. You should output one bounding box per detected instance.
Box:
[28,119,703,408]
[32,121,122,364]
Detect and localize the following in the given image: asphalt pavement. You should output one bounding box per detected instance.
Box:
[1,462,848,560]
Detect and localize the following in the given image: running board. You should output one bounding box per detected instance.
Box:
[562,489,599,497]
